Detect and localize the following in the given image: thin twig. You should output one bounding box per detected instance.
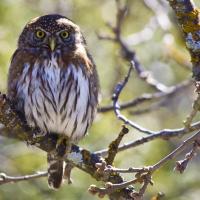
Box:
[0,171,47,185]
[151,130,200,171]
[111,62,194,135]
[98,79,192,113]
[99,131,200,174]
[104,166,150,174]
[175,139,200,173]
[95,131,200,199]
[98,0,169,93]
[95,121,200,157]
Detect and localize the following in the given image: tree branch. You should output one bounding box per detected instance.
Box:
[98,79,192,113]
[0,171,47,185]
[166,0,200,83]
[96,120,200,157]
[95,131,200,199]
[0,94,133,199]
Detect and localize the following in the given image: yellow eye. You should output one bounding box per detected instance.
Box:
[35,30,46,39]
[60,31,69,39]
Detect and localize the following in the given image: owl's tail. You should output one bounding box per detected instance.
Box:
[47,152,64,189]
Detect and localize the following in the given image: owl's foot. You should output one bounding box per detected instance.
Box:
[56,136,71,158]
[63,162,73,184]
[55,137,73,184]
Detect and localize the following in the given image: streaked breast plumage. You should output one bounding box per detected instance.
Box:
[16,56,94,141]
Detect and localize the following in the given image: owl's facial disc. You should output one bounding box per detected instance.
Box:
[18,14,85,56]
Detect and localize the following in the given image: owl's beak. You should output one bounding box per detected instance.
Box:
[49,37,56,51]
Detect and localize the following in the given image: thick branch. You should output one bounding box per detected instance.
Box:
[166,0,200,82]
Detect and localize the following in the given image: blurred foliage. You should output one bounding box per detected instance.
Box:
[0,0,200,200]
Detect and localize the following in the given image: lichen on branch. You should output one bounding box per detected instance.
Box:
[167,0,200,81]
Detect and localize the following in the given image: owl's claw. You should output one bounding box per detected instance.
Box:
[55,137,73,184]
[56,136,71,158]
[63,162,73,184]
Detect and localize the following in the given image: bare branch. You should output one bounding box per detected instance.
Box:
[96,121,200,157]
[98,79,192,113]
[95,131,200,199]
[98,131,200,174]
[110,62,199,138]
[150,130,200,172]
[0,171,47,185]
[98,0,169,93]
[175,138,200,173]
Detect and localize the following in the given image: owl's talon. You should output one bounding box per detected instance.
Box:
[56,136,71,158]
[63,162,73,184]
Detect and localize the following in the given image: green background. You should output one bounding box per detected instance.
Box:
[0,0,200,199]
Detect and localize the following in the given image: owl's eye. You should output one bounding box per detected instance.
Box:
[60,31,70,39]
[35,30,46,39]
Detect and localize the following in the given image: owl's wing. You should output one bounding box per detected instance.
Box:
[7,48,37,122]
[8,48,37,98]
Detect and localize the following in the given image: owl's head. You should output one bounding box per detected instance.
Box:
[18,14,85,54]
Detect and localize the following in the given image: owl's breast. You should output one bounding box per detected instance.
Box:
[16,59,96,141]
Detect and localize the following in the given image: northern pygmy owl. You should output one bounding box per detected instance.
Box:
[7,14,99,189]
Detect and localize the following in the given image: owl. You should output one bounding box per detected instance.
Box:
[7,14,99,189]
